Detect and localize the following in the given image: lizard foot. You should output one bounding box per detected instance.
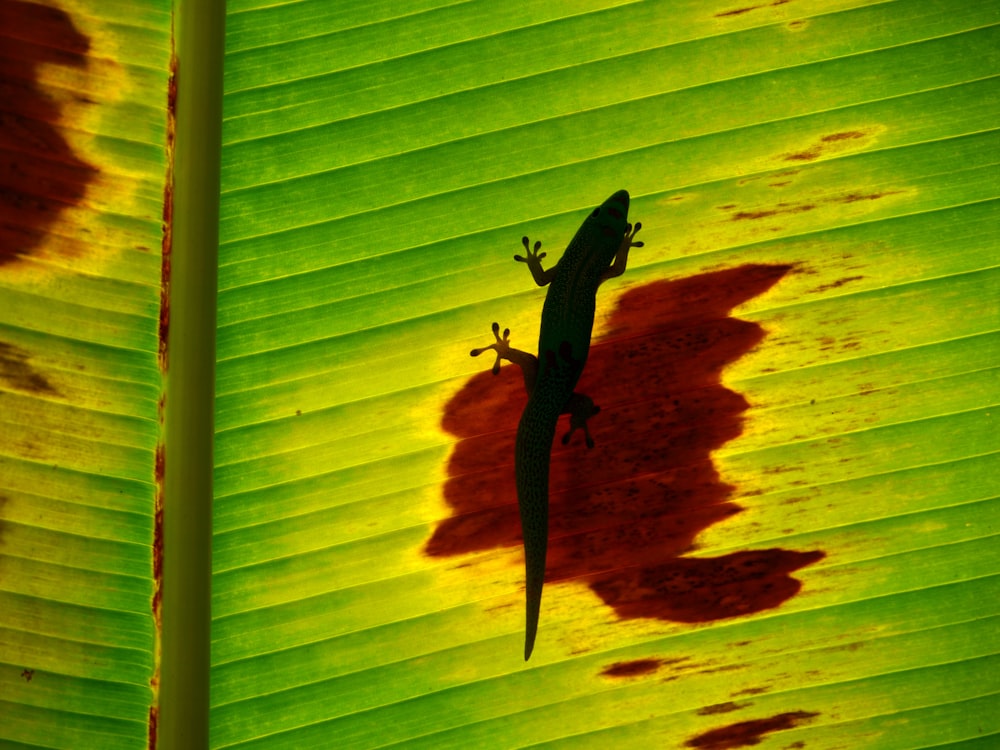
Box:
[515,236,555,286]
[470,321,512,375]
[514,236,545,266]
[562,392,600,449]
[624,221,644,249]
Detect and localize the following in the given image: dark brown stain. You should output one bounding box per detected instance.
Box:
[428,265,825,631]
[0,0,97,266]
[600,657,668,678]
[685,711,819,749]
[158,55,177,372]
[0,340,57,394]
[21,667,34,682]
[698,702,747,716]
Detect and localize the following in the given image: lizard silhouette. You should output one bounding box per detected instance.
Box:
[471,189,643,659]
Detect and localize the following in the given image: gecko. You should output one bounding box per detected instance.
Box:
[471,189,643,660]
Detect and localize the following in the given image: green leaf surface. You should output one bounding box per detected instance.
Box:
[0,0,171,747]
[1,0,997,748]
[211,0,1000,748]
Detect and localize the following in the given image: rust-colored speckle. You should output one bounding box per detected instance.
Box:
[698,702,747,716]
[0,0,97,267]
[686,711,819,749]
[0,340,57,394]
[158,55,177,372]
[152,443,164,626]
[148,704,158,749]
[428,265,825,633]
[154,441,165,485]
[601,657,669,678]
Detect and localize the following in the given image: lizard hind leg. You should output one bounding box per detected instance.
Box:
[562,392,600,448]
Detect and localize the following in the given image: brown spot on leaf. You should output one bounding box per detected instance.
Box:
[783,148,821,163]
[821,131,866,143]
[0,0,97,266]
[807,275,864,294]
[715,0,791,18]
[21,668,34,682]
[698,702,746,716]
[836,190,903,203]
[686,711,819,749]
[731,204,815,221]
[600,657,669,678]
[0,340,57,394]
[780,127,883,163]
[429,265,825,633]
[726,188,904,224]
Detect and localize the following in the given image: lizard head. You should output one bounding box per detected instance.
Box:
[587,189,631,248]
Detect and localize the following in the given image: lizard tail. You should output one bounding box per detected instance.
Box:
[514,402,558,661]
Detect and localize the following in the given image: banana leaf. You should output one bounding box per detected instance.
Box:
[0,0,997,748]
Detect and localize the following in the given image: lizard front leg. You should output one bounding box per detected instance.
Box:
[470,322,539,395]
[600,221,643,286]
[515,236,557,287]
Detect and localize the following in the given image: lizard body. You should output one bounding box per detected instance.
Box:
[471,190,642,659]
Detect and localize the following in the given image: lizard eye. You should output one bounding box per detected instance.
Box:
[591,207,600,217]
